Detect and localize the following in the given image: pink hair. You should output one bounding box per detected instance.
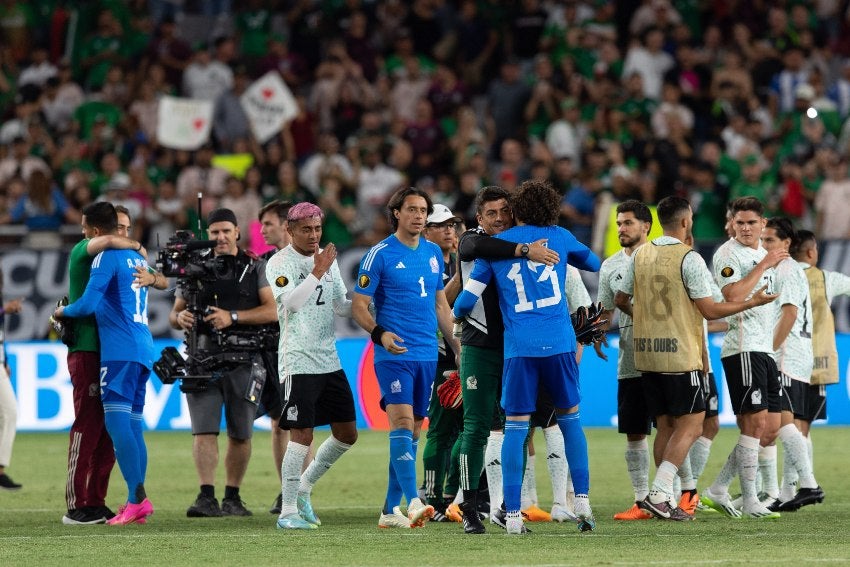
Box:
[287,202,324,222]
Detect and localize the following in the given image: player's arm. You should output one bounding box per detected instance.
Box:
[352,293,406,354]
[453,260,492,318]
[612,255,636,317]
[825,270,850,302]
[459,232,558,265]
[331,261,352,318]
[87,235,145,257]
[719,248,787,302]
[436,289,461,359]
[444,271,461,305]
[773,303,797,351]
[133,265,169,290]
[280,245,337,312]
[564,234,602,272]
[707,320,729,333]
[55,259,110,319]
[690,251,778,319]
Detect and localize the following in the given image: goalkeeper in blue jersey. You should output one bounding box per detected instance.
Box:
[55,202,155,526]
[453,180,602,534]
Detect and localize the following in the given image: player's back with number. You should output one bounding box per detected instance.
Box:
[478,224,599,358]
[90,249,154,365]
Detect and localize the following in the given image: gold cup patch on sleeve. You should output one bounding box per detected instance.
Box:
[275,275,288,287]
[358,274,371,288]
[720,267,734,278]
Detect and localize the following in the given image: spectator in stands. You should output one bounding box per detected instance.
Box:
[815,154,850,240]
[0,136,50,185]
[18,45,57,88]
[623,26,675,101]
[7,169,79,229]
[299,132,353,199]
[486,58,531,155]
[176,144,229,200]
[182,41,233,102]
[213,67,251,152]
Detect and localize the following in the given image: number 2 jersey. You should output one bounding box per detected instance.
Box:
[773,257,813,382]
[454,225,600,359]
[355,234,445,363]
[63,249,154,367]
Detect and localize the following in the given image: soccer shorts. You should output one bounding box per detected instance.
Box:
[617,377,652,435]
[187,362,257,440]
[641,371,705,417]
[721,352,781,415]
[530,386,557,428]
[779,373,808,420]
[374,359,436,418]
[804,384,827,423]
[279,369,356,430]
[99,360,150,411]
[502,353,580,417]
[704,371,719,418]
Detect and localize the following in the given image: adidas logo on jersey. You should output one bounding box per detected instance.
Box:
[391,379,402,393]
[547,453,562,460]
[395,262,406,269]
[396,452,415,461]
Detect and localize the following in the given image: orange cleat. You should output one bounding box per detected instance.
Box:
[678,490,699,517]
[613,503,653,520]
[521,504,552,522]
[445,502,463,523]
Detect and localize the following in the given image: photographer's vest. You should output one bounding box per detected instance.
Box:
[633,242,704,373]
[197,249,262,337]
[806,266,839,385]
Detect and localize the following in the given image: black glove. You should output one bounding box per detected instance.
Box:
[571,302,608,345]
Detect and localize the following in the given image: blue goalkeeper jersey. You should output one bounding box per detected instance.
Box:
[63,249,155,368]
[454,225,600,359]
[355,234,445,363]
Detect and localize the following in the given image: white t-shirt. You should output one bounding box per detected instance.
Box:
[773,258,813,382]
[265,245,349,377]
[598,248,639,379]
[713,238,775,356]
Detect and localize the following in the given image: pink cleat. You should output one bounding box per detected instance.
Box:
[107,499,154,525]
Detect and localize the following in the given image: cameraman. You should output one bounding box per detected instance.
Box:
[169,208,277,517]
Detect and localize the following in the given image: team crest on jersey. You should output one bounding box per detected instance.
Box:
[466,375,477,390]
[751,389,762,406]
[709,395,718,411]
[287,405,298,421]
[391,379,402,394]
[430,256,439,273]
[720,266,734,278]
[358,275,370,288]
[275,275,288,287]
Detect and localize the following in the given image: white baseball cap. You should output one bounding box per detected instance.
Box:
[426,203,462,225]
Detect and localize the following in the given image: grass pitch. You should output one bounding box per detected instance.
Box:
[1,427,848,566]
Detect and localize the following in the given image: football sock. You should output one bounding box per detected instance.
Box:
[736,435,760,505]
[103,401,143,504]
[543,425,568,508]
[626,438,650,501]
[678,453,696,491]
[130,411,147,482]
[556,412,589,495]
[758,444,779,499]
[688,436,713,481]
[649,460,678,504]
[520,450,537,509]
[711,447,738,494]
[300,436,351,494]
[485,431,504,514]
[502,421,528,513]
[281,441,309,516]
[778,423,817,488]
[388,430,418,506]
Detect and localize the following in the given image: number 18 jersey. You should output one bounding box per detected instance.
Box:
[465,225,600,359]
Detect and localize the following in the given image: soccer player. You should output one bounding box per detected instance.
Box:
[759,219,823,511]
[257,200,313,515]
[55,201,156,526]
[453,180,601,535]
[791,230,850,487]
[451,186,559,534]
[352,187,461,529]
[62,202,150,525]
[265,202,358,530]
[702,196,788,519]
[597,200,653,521]
[0,272,22,491]
[420,204,463,522]
[615,196,777,521]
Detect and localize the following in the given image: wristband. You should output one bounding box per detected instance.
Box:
[370,324,387,345]
[136,242,142,252]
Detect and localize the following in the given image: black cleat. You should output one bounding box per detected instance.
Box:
[779,486,825,512]
[459,501,486,534]
[62,507,107,525]
[187,494,223,517]
[0,473,22,491]
[269,493,282,515]
[221,497,253,516]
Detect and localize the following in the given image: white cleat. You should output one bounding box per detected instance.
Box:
[378,506,411,528]
[551,504,577,523]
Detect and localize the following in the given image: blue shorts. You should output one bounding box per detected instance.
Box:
[100,361,150,411]
[375,360,437,418]
[502,353,580,416]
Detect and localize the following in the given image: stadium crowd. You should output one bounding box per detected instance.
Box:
[3,1,850,256]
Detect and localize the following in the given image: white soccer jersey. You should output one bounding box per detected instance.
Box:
[266,245,349,377]
[825,268,850,302]
[713,238,775,356]
[598,249,640,379]
[773,258,813,383]
[566,265,591,314]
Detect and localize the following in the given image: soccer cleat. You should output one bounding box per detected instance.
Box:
[521,504,552,522]
[276,513,318,530]
[0,473,22,491]
[114,503,146,525]
[62,507,107,525]
[459,501,486,534]
[445,502,463,523]
[551,504,577,523]
[221,497,253,516]
[187,494,223,517]
[92,505,116,521]
[695,501,716,513]
[269,493,282,515]
[742,502,781,519]
[573,497,596,531]
[778,486,825,512]
[297,492,321,525]
[760,495,779,511]
[490,507,507,530]
[506,516,526,535]
[407,498,434,528]
[378,506,411,528]
[700,488,742,519]
[107,499,154,525]
[639,497,692,521]
[678,490,699,516]
[613,503,652,521]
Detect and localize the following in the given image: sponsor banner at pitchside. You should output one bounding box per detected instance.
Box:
[7,336,850,431]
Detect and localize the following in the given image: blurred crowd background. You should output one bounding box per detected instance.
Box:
[3,0,850,259]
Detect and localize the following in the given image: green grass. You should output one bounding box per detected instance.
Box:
[1,427,849,566]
